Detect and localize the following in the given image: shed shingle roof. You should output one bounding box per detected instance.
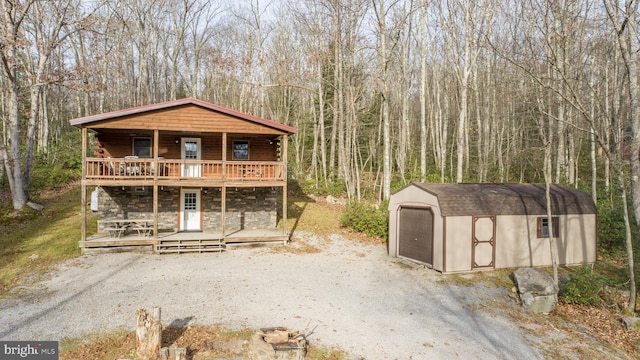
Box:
[408,183,596,216]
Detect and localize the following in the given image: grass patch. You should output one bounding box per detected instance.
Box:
[440,270,514,289]
[60,329,135,360]
[286,196,341,236]
[0,183,89,296]
[59,325,348,360]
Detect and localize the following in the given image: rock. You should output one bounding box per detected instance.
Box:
[621,317,640,330]
[159,347,187,360]
[513,268,559,314]
[248,328,307,360]
[27,202,44,211]
[326,195,346,206]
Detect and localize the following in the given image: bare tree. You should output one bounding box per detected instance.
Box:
[604,0,637,312]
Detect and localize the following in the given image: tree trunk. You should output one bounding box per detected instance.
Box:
[419,2,428,182]
[606,0,638,313]
[543,124,559,285]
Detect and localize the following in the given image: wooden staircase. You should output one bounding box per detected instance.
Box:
[156,238,226,254]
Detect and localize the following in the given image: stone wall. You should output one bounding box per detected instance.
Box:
[95,186,278,232]
[224,187,279,231]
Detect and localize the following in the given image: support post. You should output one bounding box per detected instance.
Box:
[221,133,227,239]
[221,185,226,239]
[153,130,159,240]
[81,127,87,243]
[153,184,158,240]
[282,134,288,238]
[222,132,227,179]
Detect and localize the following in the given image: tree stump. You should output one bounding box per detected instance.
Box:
[136,307,162,359]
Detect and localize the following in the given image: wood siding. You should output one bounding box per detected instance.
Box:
[95,133,279,161]
[86,105,287,135]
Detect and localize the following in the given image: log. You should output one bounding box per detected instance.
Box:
[136,307,162,359]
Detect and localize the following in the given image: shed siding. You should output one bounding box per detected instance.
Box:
[493,214,596,269]
[389,183,597,274]
[494,215,549,269]
[443,216,473,272]
[387,186,444,271]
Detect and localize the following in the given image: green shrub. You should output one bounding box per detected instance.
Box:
[597,202,639,258]
[559,265,604,306]
[340,200,388,240]
[30,165,81,189]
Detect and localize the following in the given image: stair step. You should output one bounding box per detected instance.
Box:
[156,238,226,254]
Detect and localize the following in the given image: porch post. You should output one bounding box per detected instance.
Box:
[153,130,159,239]
[282,134,288,237]
[81,127,87,243]
[222,132,227,179]
[153,185,158,239]
[221,185,226,239]
[221,133,227,238]
[153,130,159,180]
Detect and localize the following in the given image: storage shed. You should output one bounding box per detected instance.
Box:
[388,183,597,273]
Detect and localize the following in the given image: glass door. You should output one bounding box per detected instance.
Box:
[180,189,201,231]
[181,138,202,177]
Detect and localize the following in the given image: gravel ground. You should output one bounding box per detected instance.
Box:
[0,232,545,359]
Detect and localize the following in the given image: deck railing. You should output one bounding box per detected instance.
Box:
[85,158,285,181]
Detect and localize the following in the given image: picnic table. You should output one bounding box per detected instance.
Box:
[100,219,154,238]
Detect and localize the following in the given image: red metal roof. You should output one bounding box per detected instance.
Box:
[69,97,297,134]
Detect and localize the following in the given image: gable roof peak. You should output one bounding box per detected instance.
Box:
[69,97,297,134]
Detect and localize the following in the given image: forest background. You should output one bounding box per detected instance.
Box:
[1,0,640,307]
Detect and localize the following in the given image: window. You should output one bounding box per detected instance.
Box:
[184,141,198,160]
[232,140,249,160]
[537,216,559,238]
[133,138,151,158]
[184,192,197,210]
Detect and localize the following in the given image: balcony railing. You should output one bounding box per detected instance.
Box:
[85,157,285,181]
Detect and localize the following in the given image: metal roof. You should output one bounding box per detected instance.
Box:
[68,97,297,134]
[405,183,596,216]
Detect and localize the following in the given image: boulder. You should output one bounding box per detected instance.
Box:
[513,268,559,314]
[622,317,640,330]
[27,202,44,211]
[248,327,307,360]
[326,195,346,206]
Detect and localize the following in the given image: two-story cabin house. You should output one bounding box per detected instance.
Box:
[71,97,297,253]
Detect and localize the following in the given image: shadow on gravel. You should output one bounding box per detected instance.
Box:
[443,284,531,358]
[389,267,538,359]
[0,255,143,339]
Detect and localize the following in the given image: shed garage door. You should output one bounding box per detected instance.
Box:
[398,207,434,265]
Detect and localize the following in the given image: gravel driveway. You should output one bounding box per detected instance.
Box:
[0,232,544,359]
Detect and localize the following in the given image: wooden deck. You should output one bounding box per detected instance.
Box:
[80,229,290,253]
[84,158,284,184]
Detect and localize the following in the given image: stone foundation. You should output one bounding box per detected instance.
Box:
[95,186,279,232]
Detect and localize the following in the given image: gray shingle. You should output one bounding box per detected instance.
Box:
[409,183,596,216]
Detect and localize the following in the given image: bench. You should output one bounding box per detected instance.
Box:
[104,226,128,238]
[131,224,153,237]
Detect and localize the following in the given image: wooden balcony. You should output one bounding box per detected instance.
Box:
[84,157,285,186]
